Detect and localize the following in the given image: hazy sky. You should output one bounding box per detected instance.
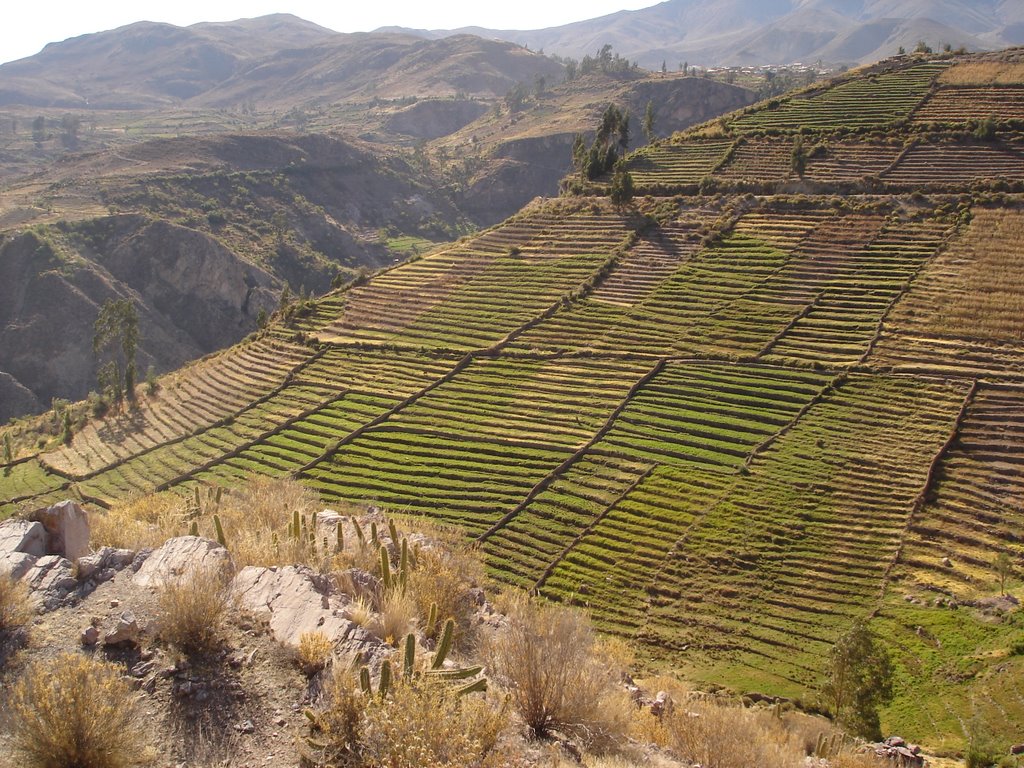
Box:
[1,1,658,65]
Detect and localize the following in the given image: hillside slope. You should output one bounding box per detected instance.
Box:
[390,0,1024,67]
[0,131,468,418]
[6,45,1024,758]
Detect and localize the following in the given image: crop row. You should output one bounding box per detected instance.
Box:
[0,460,69,514]
[40,337,313,479]
[730,62,947,133]
[78,383,339,501]
[588,221,705,307]
[479,361,830,609]
[384,355,654,449]
[881,140,1024,187]
[293,347,461,399]
[513,229,795,356]
[912,86,1024,123]
[193,392,401,485]
[638,374,970,695]
[302,431,573,534]
[592,361,833,470]
[871,207,1024,378]
[715,138,796,183]
[763,214,953,365]
[318,212,635,345]
[626,140,732,186]
[899,383,1024,586]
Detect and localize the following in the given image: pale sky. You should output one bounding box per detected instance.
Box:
[0,1,659,65]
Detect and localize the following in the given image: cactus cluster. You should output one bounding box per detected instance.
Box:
[358,618,486,699]
[814,731,852,759]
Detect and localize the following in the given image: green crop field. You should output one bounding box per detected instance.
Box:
[4,49,1024,754]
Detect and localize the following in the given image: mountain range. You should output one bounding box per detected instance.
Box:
[384,0,1024,67]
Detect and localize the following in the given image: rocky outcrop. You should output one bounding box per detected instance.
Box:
[233,564,389,668]
[28,499,91,562]
[133,535,233,588]
[0,371,40,422]
[0,218,279,419]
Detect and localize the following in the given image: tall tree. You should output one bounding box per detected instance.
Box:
[821,620,894,740]
[643,100,656,143]
[93,299,139,401]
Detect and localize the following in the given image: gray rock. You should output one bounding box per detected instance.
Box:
[133,536,232,588]
[104,611,141,646]
[24,555,77,608]
[29,500,90,561]
[77,547,139,581]
[81,625,100,646]
[233,565,351,648]
[0,518,47,558]
[0,551,37,580]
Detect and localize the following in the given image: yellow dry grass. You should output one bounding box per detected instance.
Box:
[156,564,232,655]
[7,652,154,768]
[939,62,1024,86]
[307,671,512,768]
[885,209,1024,341]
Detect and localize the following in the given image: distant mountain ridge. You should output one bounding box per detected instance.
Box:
[0,16,563,110]
[381,0,1024,67]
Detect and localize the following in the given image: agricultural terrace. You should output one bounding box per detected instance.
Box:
[870,207,1024,378]
[5,48,1024,752]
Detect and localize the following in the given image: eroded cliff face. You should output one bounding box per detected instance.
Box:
[0,218,279,417]
[461,77,757,226]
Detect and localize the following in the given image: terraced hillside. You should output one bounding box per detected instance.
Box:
[5,48,1024,753]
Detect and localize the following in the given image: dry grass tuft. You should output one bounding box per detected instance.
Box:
[486,595,631,751]
[6,651,153,768]
[91,492,188,550]
[631,697,844,768]
[370,585,416,646]
[156,564,232,655]
[0,573,32,634]
[297,630,334,676]
[306,670,511,768]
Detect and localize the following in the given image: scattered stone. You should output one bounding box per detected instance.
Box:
[133,536,233,588]
[81,625,100,646]
[651,690,674,718]
[110,599,120,608]
[131,661,155,678]
[942,557,953,568]
[870,736,924,767]
[104,610,141,646]
[234,720,256,735]
[274,717,287,727]
[28,500,90,562]
[1011,744,1024,755]
[142,676,157,694]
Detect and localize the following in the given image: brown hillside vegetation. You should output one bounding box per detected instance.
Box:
[4,47,1024,762]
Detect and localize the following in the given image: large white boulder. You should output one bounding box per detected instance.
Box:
[28,500,91,562]
[233,565,388,666]
[133,536,233,588]
[0,518,47,558]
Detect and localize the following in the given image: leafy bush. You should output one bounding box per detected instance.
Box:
[7,652,152,768]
